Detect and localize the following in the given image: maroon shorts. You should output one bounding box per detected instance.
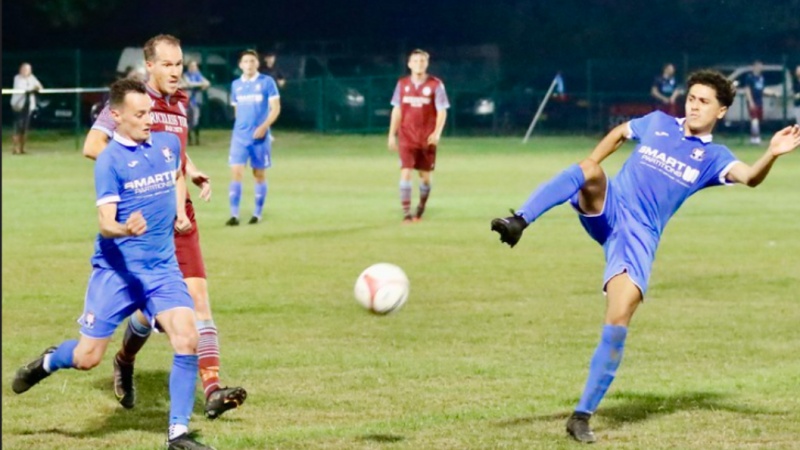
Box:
[399,144,437,171]
[175,200,207,279]
[749,105,763,121]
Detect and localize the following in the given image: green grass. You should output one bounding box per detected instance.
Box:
[3,129,800,450]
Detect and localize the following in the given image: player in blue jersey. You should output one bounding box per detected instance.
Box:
[11,79,214,450]
[226,49,281,226]
[490,70,800,443]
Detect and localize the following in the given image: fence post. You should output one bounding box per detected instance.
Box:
[74,49,82,150]
[586,59,593,133]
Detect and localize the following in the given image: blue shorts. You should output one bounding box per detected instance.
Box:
[229,135,271,169]
[569,178,659,296]
[77,267,194,338]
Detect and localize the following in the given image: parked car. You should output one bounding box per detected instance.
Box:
[720,64,793,125]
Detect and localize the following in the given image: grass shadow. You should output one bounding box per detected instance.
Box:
[599,390,787,428]
[359,433,406,443]
[497,390,788,430]
[19,369,197,439]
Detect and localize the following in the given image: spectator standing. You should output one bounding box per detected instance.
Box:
[182,60,211,145]
[10,63,44,155]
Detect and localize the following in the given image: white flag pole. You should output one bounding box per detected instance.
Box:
[522,73,561,144]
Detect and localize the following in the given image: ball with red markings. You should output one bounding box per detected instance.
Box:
[354,263,410,315]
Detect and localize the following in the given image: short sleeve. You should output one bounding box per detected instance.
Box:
[91,103,116,137]
[390,82,401,107]
[230,81,238,106]
[704,147,740,188]
[627,112,657,141]
[266,77,280,99]
[435,83,450,110]
[94,152,121,206]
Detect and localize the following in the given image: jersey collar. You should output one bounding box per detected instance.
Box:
[240,73,259,82]
[113,132,152,148]
[676,117,713,144]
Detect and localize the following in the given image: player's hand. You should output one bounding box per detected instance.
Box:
[253,125,268,140]
[427,132,441,146]
[191,171,212,202]
[174,214,192,234]
[126,211,147,236]
[768,124,800,157]
[388,135,398,152]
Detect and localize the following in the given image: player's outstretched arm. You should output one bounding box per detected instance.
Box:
[98,205,146,238]
[726,124,800,187]
[587,122,629,164]
[83,129,110,160]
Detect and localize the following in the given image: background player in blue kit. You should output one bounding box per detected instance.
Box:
[491,70,800,443]
[11,79,214,450]
[226,49,281,226]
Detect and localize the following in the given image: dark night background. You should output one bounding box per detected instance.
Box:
[4,0,799,62]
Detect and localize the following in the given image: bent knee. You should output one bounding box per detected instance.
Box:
[73,353,103,370]
[170,330,199,354]
[579,159,604,182]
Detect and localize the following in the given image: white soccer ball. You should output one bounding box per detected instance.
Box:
[354,263,410,315]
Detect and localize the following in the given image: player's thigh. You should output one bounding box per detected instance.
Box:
[604,273,643,326]
[229,139,249,167]
[142,272,197,350]
[398,146,418,170]
[184,277,212,319]
[415,146,436,172]
[249,140,271,170]
[577,159,607,215]
[79,268,142,339]
[174,216,207,280]
[570,176,616,245]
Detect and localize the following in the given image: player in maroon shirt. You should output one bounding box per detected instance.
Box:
[83,34,246,420]
[388,49,450,222]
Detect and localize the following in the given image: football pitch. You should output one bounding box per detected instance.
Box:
[3,130,799,449]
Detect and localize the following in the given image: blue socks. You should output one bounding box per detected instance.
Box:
[576,325,628,414]
[516,163,585,223]
[254,182,268,219]
[229,181,242,218]
[43,339,78,373]
[169,354,199,427]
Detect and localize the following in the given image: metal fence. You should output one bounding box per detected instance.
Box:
[3,49,797,138]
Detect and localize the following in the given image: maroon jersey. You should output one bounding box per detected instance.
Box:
[92,83,190,174]
[391,75,450,149]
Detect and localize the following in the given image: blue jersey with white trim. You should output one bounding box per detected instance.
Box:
[614,111,739,236]
[231,73,279,142]
[92,131,182,273]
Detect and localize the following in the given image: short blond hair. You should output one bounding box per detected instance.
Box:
[409,49,429,60]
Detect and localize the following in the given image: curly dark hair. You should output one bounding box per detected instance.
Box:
[686,70,736,107]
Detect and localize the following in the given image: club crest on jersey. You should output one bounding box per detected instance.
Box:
[162,147,175,162]
[422,86,432,96]
[81,312,95,329]
[690,148,705,161]
[404,86,410,92]
[255,83,262,91]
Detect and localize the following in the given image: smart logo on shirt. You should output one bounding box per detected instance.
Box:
[123,170,177,194]
[638,146,700,184]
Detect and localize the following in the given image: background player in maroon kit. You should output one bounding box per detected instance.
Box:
[83,34,246,419]
[387,49,450,222]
